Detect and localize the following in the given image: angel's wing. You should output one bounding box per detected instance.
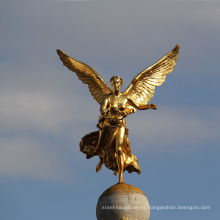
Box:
[57,49,112,104]
[123,45,180,115]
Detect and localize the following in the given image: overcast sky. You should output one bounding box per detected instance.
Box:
[0,1,220,220]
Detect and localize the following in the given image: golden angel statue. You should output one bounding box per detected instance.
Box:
[57,45,180,184]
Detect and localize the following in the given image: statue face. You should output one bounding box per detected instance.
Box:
[111,77,122,90]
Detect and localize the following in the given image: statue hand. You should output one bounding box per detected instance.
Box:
[150,103,157,110]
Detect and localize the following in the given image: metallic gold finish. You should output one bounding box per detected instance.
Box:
[57,45,180,184]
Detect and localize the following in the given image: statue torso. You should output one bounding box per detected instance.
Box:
[108,94,127,112]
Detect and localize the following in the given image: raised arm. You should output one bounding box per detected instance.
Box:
[127,97,157,110]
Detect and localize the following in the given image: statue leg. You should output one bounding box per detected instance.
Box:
[116,127,125,184]
[96,156,103,173]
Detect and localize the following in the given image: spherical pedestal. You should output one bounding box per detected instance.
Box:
[96,183,150,220]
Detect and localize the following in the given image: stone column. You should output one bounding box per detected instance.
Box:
[96,183,150,220]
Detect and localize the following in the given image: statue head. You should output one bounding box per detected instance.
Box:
[110,76,123,89]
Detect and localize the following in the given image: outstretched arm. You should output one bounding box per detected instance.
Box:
[122,45,179,116]
[127,97,157,110]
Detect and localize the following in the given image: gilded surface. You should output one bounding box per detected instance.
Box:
[57,45,180,184]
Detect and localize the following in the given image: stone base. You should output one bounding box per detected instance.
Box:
[96,183,150,220]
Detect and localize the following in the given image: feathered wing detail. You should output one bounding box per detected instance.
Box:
[123,45,180,116]
[57,49,112,104]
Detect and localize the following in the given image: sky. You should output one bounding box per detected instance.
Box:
[0,1,220,220]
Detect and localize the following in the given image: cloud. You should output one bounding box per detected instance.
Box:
[0,88,75,134]
[0,60,98,135]
[127,106,220,153]
[0,1,219,183]
[0,137,79,184]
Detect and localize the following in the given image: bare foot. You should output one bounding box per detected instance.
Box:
[118,180,125,184]
[119,177,125,184]
[96,161,103,173]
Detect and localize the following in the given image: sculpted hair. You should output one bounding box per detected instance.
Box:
[110,76,123,86]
